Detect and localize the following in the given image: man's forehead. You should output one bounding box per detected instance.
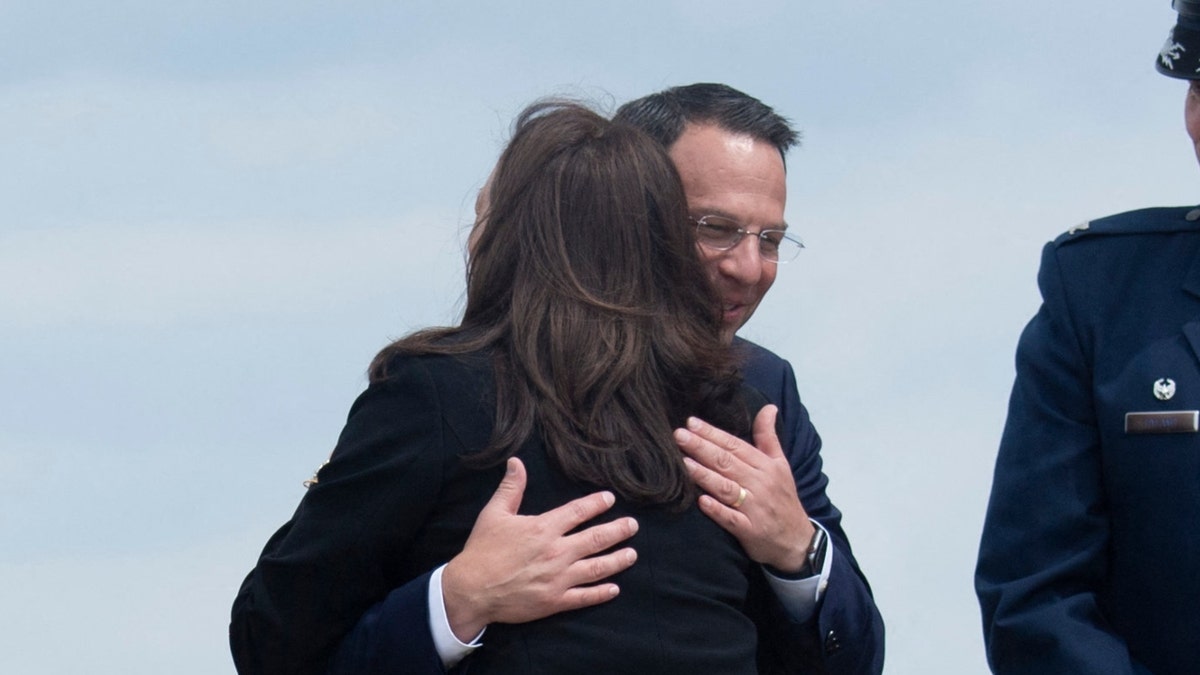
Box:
[724,133,757,154]
[667,125,785,182]
[668,123,760,160]
[668,123,788,225]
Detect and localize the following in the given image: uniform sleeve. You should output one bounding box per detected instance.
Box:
[975,242,1138,673]
[746,353,885,674]
[230,357,449,675]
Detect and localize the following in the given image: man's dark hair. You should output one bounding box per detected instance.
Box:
[613,83,799,163]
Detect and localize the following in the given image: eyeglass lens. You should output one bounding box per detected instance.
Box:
[693,216,800,262]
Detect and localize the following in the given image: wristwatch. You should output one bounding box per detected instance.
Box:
[802,525,828,577]
[767,522,828,580]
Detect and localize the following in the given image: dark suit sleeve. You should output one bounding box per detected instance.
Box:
[975,243,1138,673]
[326,571,447,675]
[230,357,450,675]
[741,345,885,674]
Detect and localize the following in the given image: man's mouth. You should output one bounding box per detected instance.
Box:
[722,303,746,323]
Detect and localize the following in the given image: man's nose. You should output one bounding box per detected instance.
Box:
[717,236,763,284]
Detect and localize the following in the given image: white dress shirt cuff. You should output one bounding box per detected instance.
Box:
[428,564,484,668]
[762,519,834,623]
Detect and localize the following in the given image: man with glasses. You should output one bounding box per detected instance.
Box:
[275,84,884,675]
[618,86,883,673]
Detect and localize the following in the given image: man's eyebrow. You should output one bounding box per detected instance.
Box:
[691,207,788,230]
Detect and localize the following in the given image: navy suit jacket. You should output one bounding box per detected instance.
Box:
[977,207,1200,674]
[320,338,884,674]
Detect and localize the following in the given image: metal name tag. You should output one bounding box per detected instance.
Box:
[1124,411,1200,434]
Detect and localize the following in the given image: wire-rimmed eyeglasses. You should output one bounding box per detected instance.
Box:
[689,215,804,264]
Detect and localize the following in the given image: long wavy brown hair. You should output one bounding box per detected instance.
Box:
[370,101,748,507]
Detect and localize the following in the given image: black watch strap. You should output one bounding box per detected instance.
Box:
[804,525,828,576]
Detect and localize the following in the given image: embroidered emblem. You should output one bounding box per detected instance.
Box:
[1068,222,1090,235]
[1161,29,1185,70]
[1154,378,1177,401]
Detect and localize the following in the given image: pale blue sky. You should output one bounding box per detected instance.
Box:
[1,2,1193,672]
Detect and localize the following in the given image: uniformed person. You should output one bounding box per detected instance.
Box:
[976,3,1200,673]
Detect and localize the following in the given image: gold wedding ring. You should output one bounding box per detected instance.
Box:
[731,486,748,509]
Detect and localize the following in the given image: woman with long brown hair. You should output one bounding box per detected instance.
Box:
[231,101,795,674]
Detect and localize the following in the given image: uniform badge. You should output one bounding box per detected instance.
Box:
[1154,377,1177,401]
[1126,410,1199,434]
[1161,29,1185,70]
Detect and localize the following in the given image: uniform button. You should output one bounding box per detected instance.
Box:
[824,629,841,654]
[1187,208,1200,222]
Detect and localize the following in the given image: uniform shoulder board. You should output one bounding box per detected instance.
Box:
[1053,206,1200,247]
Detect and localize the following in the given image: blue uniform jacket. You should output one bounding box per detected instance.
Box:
[977,206,1200,674]
[320,338,885,674]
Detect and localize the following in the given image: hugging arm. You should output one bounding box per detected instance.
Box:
[736,343,885,674]
[229,359,449,675]
[324,460,638,674]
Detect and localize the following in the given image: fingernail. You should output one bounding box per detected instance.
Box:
[625,549,637,563]
[627,517,639,533]
[673,428,691,443]
[609,585,620,597]
[506,458,517,475]
[682,457,698,469]
[601,491,615,507]
[687,417,702,430]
